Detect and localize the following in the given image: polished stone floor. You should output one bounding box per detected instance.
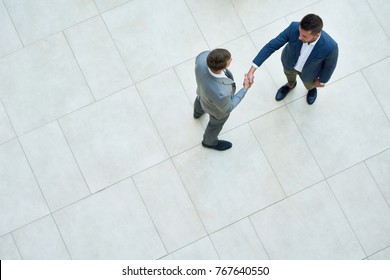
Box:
[1,0,390,260]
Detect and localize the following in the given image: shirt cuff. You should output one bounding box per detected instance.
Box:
[252,62,259,69]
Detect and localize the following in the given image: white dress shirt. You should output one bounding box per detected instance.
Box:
[208,68,229,79]
[294,33,321,72]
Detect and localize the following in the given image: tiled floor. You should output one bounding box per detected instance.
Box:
[1,0,390,260]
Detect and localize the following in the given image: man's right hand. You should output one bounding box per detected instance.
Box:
[246,66,256,84]
[243,74,252,89]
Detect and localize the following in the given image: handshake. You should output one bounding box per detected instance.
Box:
[242,70,255,90]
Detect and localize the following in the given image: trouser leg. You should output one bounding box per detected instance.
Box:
[284,69,316,90]
[283,68,298,87]
[302,80,316,90]
[193,96,205,118]
[203,114,229,146]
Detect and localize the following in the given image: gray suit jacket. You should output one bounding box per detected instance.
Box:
[195,51,248,120]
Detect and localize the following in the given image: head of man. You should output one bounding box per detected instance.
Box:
[207,48,232,72]
[299,14,323,43]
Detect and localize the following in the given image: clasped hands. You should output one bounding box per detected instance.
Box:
[242,72,255,89]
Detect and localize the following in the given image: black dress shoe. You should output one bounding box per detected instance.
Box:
[202,140,232,151]
[275,81,297,101]
[306,88,317,105]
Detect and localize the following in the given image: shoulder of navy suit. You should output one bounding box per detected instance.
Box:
[318,31,338,51]
[309,31,338,60]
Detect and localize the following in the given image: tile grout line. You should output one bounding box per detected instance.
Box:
[324,180,369,259]
[92,0,132,14]
[16,138,53,214]
[248,122,287,198]
[10,232,23,260]
[156,235,211,260]
[366,245,390,259]
[183,0,211,50]
[130,177,169,258]
[0,96,17,144]
[49,213,73,260]
[172,66,196,112]
[324,148,390,182]
[248,216,271,260]
[361,70,390,123]
[133,83,172,158]
[366,0,390,42]
[99,13,136,85]
[11,140,71,259]
[62,30,96,103]
[3,10,101,52]
[169,157,213,244]
[285,103,328,179]
[56,120,92,195]
[1,0,25,48]
[364,160,390,209]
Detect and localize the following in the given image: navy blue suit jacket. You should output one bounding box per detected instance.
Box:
[253,22,338,83]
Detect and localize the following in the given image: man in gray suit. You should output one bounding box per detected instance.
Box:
[194,49,252,151]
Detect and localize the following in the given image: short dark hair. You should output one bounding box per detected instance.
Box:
[207,49,231,71]
[300,14,323,34]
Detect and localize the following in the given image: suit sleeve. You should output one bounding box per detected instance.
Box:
[214,87,248,116]
[252,23,293,67]
[319,44,339,83]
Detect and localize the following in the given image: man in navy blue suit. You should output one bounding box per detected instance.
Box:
[247,14,338,105]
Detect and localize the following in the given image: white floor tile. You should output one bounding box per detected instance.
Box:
[133,160,207,252]
[327,163,390,255]
[363,57,390,120]
[173,124,285,233]
[19,122,90,211]
[367,0,390,39]
[0,101,15,144]
[59,87,169,193]
[174,58,198,104]
[250,107,324,195]
[0,140,50,236]
[186,0,246,48]
[162,237,219,260]
[288,72,390,177]
[102,0,207,82]
[4,0,98,45]
[0,1,22,57]
[366,150,390,206]
[0,33,93,135]
[0,234,21,260]
[137,69,204,156]
[94,0,131,12]
[65,16,133,100]
[210,218,268,260]
[53,178,166,259]
[250,182,365,259]
[13,215,70,259]
[231,0,317,32]
[369,247,390,260]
